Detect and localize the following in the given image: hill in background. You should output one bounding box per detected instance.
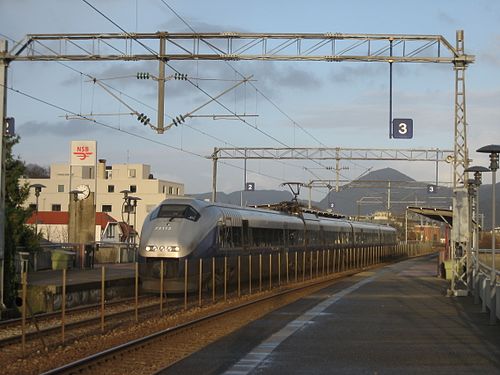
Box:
[188,167,500,229]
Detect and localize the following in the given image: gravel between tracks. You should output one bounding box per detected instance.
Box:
[1,279,338,375]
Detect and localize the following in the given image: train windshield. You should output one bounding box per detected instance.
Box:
[152,204,200,222]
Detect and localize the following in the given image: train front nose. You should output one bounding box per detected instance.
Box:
[140,220,196,258]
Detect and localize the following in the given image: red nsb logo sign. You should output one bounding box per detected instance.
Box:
[73,146,93,161]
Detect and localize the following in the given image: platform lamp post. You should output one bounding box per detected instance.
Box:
[465,165,490,302]
[29,184,45,235]
[128,196,141,261]
[476,144,500,324]
[120,190,132,262]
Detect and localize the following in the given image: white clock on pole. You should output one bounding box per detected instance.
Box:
[75,184,90,200]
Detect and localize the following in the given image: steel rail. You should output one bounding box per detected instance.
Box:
[0,294,151,329]
[40,269,364,375]
[0,297,178,348]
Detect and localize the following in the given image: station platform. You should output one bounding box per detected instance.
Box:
[24,263,136,313]
[161,255,500,375]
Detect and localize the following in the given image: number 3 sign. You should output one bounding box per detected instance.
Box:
[392,118,413,139]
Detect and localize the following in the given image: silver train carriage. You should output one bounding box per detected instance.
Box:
[138,197,397,292]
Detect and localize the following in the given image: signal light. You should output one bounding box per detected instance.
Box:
[172,115,185,126]
[136,72,150,79]
[5,117,15,136]
[137,113,151,125]
[174,73,188,80]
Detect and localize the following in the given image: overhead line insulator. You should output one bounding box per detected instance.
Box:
[137,113,151,125]
[174,73,188,80]
[172,114,186,126]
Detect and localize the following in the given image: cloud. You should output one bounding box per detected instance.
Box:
[329,64,386,84]
[436,11,458,26]
[16,117,154,139]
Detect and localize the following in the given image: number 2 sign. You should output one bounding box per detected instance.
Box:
[392,118,413,139]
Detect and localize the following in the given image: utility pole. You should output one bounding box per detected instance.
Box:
[157,36,166,134]
[0,40,7,312]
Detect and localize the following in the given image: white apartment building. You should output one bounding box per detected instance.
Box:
[22,159,184,236]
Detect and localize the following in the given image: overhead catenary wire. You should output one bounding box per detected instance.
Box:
[158,0,355,183]
[80,0,330,190]
[1,82,287,185]
[4,10,331,195]
[5,30,302,173]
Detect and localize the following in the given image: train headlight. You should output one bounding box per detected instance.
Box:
[159,246,165,252]
[167,246,180,252]
[145,245,157,252]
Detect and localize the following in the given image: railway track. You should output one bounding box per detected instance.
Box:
[0,295,160,347]
[40,269,361,375]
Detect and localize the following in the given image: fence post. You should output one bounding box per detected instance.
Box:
[278,253,281,287]
[199,258,203,307]
[249,254,252,295]
[316,250,319,278]
[61,268,66,344]
[237,256,241,298]
[259,254,262,292]
[212,257,216,303]
[21,269,27,355]
[286,252,289,284]
[269,253,272,290]
[295,251,298,282]
[184,258,188,310]
[160,260,164,316]
[302,251,306,281]
[101,266,105,333]
[224,256,227,301]
[135,262,139,322]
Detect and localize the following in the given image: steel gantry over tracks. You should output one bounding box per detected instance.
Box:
[6,31,474,186]
[0,30,475,309]
[210,146,453,200]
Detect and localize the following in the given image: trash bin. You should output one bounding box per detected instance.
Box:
[443,260,453,280]
[51,250,74,270]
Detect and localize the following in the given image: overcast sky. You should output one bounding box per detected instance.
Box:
[1,0,499,201]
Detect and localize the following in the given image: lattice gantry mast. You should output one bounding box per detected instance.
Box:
[450,30,471,295]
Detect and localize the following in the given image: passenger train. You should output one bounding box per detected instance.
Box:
[138,197,397,292]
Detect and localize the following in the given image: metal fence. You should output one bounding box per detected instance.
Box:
[15,242,137,274]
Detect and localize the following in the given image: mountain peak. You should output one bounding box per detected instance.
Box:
[358,167,415,182]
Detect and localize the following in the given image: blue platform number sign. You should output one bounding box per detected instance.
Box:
[427,184,437,194]
[392,118,413,139]
[245,182,255,191]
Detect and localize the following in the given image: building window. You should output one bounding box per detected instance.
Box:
[82,166,94,179]
[162,186,166,194]
[168,186,173,195]
[102,205,112,213]
[128,169,136,178]
[52,204,61,212]
[176,187,180,195]
[108,185,115,193]
[106,170,112,179]
[58,184,65,193]
[130,185,137,193]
